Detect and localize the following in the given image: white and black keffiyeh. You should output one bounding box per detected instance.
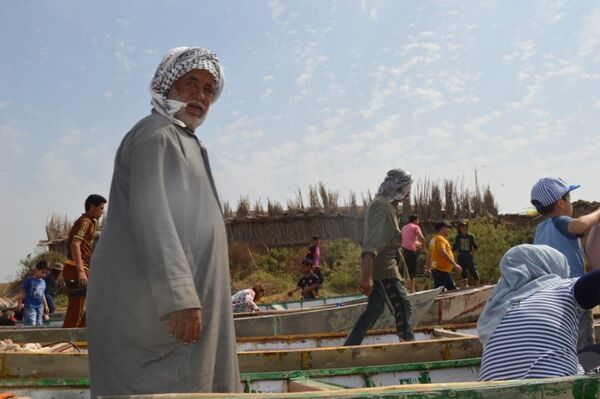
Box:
[149,47,225,127]
[376,168,413,202]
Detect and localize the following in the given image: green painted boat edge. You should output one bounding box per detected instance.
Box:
[0,358,483,388]
[0,377,90,387]
[259,293,365,309]
[4,367,600,398]
[98,374,600,398]
[240,357,482,381]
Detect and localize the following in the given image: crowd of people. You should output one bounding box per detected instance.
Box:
[11,45,600,396]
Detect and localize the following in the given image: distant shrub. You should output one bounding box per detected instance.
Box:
[445,219,535,284]
[226,220,534,302]
[8,251,66,295]
[321,239,362,293]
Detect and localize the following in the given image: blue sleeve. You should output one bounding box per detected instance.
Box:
[573,269,600,309]
[552,216,582,239]
[21,277,31,291]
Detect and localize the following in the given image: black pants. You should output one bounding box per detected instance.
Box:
[313,267,324,285]
[402,248,417,279]
[344,278,414,346]
[431,269,457,291]
[458,254,479,280]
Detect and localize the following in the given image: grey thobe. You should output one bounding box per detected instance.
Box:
[87,112,240,397]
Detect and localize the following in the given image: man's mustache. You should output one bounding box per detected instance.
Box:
[185,100,205,112]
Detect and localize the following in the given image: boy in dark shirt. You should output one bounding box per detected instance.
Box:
[44,263,64,315]
[288,259,320,299]
[452,220,479,287]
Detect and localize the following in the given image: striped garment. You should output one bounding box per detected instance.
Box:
[479,279,584,381]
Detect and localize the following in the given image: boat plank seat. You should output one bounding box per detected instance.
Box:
[287,378,344,392]
[433,328,477,338]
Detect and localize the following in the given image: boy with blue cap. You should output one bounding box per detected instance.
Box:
[531,177,600,349]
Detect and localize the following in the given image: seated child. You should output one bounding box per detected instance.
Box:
[17,260,50,326]
[531,177,600,349]
[288,259,320,300]
[231,284,266,313]
[478,245,600,381]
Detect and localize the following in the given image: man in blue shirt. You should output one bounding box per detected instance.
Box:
[531,177,600,349]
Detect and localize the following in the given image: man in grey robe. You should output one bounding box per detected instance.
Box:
[87,47,241,397]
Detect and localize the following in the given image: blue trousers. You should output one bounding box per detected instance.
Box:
[24,305,43,326]
[344,278,414,346]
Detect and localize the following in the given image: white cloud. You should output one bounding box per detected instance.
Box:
[296,56,328,87]
[116,18,131,29]
[518,40,536,61]
[360,0,367,13]
[216,114,265,145]
[428,126,453,141]
[302,125,336,146]
[269,0,286,24]
[295,41,319,58]
[263,75,275,82]
[579,7,600,57]
[114,40,136,72]
[369,8,378,21]
[359,0,378,22]
[0,125,28,155]
[0,101,6,109]
[463,110,503,132]
[373,114,399,134]
[533,0,566,24]
[401,43,441,52]
[259,89,274,100]
[503,54,514,65]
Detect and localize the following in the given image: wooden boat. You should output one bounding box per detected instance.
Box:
[0,288,442,342]
[0,333,482,378]
[236,285,493,327]
[420,285,494,326]
[0,323,476,353]
[0,357,482,398]
[234,287,442,337]
[3,364,600,399]
[236,324,477,351]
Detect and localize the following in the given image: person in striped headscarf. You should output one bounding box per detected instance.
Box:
[87,47,240,396]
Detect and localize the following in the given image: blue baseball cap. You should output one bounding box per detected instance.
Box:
[530,177,580,207]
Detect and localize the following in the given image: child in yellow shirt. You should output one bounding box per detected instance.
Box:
[427,221,462,291]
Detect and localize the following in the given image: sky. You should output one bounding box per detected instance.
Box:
[1,0,599,281]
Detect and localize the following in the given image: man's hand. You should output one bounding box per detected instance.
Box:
[168,308,202,345]
[77,268,88,287]
[454,263,463,273]
[360,276,374,296]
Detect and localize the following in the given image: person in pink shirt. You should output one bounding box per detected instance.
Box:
[401,215,425,292]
